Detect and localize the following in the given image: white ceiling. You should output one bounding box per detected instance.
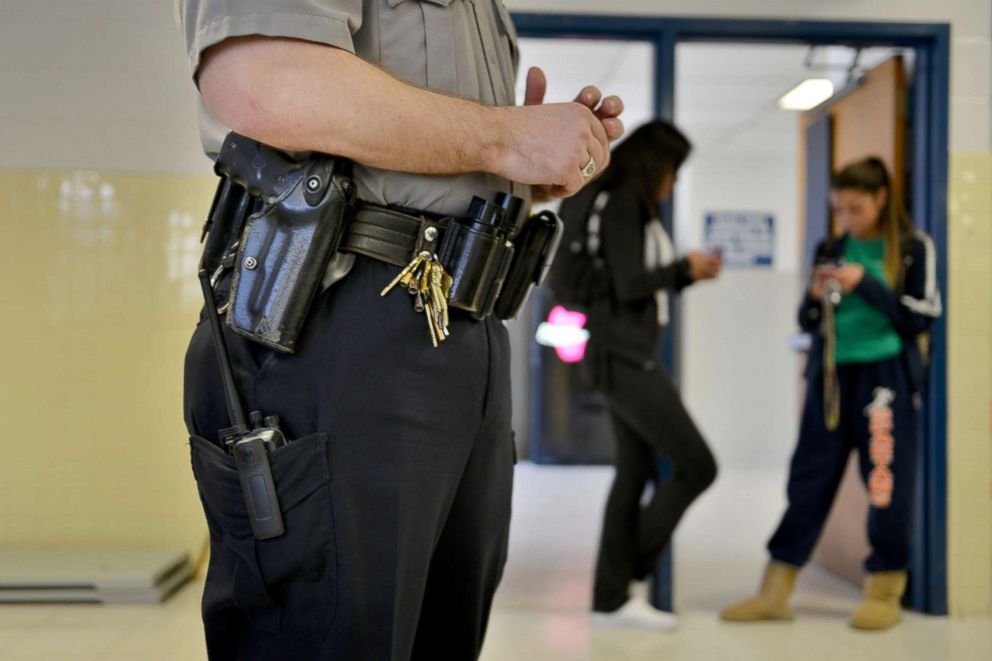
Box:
[676,43,809,157]
[677,43,906,157]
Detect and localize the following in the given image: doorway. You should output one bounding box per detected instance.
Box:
[511,14,949,615]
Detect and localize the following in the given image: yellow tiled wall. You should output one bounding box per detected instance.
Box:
[0,170,215,557]
[947,152,992,616]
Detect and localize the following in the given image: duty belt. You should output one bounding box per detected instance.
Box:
[344,202,457,346]
[202,132,562,353]
[342,203,448,268]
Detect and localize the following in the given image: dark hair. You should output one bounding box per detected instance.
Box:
[830,156,912,285]
[597,119,692,208]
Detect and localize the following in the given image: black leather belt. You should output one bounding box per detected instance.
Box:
[340,203,447,267]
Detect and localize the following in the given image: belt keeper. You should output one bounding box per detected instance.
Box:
[380,218,454,348]
[413,218,444,256]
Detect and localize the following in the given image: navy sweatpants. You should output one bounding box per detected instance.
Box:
[184,256,514,661]
[768,355,918,572]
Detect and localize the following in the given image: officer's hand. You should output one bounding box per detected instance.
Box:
[525,67,624,143]
[510,67,623,201]
[686,251,721,281]
[572,84,625,142]
[495,101,609,199]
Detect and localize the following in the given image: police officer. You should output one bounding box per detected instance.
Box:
[176,1,624,659]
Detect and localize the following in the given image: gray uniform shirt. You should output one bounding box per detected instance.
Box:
[177,0,528,221]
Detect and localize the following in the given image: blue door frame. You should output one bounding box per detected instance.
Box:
[512,13,950,615]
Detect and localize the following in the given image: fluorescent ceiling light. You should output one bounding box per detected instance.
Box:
[778,79,835,111]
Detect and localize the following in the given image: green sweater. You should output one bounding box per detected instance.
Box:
[834,237,903,364]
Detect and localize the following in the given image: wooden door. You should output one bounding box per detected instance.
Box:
[798,56,908,585]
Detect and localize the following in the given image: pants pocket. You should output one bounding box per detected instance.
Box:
[190,432,338,642]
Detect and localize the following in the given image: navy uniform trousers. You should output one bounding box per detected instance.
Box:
[768,355,917,572]
[184,256,514,661]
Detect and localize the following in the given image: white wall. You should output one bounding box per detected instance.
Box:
[671,43,805,471]
[0,1,209,175]
[677,149,802,470]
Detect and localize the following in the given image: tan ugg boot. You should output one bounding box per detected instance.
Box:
[721,561,799,622]
[849,571,907,630]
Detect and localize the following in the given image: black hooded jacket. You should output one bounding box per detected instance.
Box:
[558,183,694,369]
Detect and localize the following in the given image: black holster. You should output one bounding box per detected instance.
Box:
[211,133,356,353]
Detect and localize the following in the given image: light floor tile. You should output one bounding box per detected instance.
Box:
[0,607,54,630]
[0,624,126,660]
[0,465,988,660]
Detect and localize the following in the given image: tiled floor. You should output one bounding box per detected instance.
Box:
[1,465,989,660]
[481,465,992,661]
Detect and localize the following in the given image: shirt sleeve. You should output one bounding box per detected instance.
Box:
[177,0,363,80]
[852,232,942,337]
[797,238,829,332]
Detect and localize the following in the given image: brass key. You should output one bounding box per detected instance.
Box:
[381,251,453,348]
[381,251,430,297]
[423,296,440,347]
[420,262,444,347]
[427,264,450,338]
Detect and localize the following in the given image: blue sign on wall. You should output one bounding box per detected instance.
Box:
[704,212,775,268]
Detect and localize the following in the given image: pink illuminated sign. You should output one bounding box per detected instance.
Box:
[534,305,590,363]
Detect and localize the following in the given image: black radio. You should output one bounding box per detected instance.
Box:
[438,192,563,322]
[438,193,519,319]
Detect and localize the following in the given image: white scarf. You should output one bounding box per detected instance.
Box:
[644,217,675,326]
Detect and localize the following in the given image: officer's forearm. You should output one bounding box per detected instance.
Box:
[198,36,505,176]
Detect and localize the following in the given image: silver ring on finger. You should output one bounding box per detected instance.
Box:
[580,156,597,178]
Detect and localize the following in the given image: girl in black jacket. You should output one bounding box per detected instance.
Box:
[559,120,722,626]
[721,157,941,631]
